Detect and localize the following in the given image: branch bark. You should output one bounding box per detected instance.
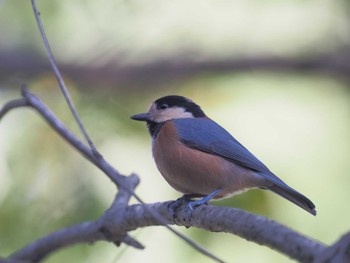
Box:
[316,232,350,263]
[9,200,326,263]
[10,173,142,263]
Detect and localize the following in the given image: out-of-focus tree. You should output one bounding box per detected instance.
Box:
[0,1,350,262]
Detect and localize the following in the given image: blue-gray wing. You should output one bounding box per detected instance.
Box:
[172,118,286,186]
[172,118,316,215]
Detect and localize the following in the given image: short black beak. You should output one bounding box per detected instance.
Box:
[130,112,150,122]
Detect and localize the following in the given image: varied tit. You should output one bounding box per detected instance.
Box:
[131,95,316,217]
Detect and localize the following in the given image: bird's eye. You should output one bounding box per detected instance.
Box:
[160,103,169,110]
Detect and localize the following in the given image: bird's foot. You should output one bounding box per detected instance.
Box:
[168,194,199,221]
[168,188,222,222]
[185,188,222,220]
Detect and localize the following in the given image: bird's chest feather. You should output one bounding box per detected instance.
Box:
[152,122,260,197]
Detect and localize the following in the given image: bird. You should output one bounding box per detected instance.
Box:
[130,95,316,217]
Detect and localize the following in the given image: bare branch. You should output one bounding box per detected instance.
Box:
[9,201,326,263]
[316,232,350,263]
[0,98,28,119]
[6,149,144,262]
[30,0,97,153]
[10,221,104,262]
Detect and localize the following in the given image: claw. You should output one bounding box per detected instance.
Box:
[169,188,222,222]
[167,194,201,220]
[185,202,195,221]
[168,197,185,220]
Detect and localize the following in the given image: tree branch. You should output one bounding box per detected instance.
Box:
[316,232,350,262]
[10,173,142,262]
[0,98,29,117]
[10,221,104,262]
[9,200,326,263]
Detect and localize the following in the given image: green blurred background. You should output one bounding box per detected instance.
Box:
[1,0,350,262]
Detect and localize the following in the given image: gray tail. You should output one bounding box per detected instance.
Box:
[268,184,316,216]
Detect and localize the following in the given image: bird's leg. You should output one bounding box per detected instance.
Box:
[168,188,222,221]
[168,194,202,220]
[186,188,222,220]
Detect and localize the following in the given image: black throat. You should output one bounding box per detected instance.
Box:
[147,121,165,138]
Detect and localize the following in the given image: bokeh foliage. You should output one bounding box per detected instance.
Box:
[1,0,350,262]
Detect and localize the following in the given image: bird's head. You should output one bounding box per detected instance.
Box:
[130,95,206,124]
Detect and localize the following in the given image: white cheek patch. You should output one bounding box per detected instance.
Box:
[151,106,194,122]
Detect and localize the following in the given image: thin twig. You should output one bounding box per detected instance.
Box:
[0,98,28,119]
[30,0,98,154]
